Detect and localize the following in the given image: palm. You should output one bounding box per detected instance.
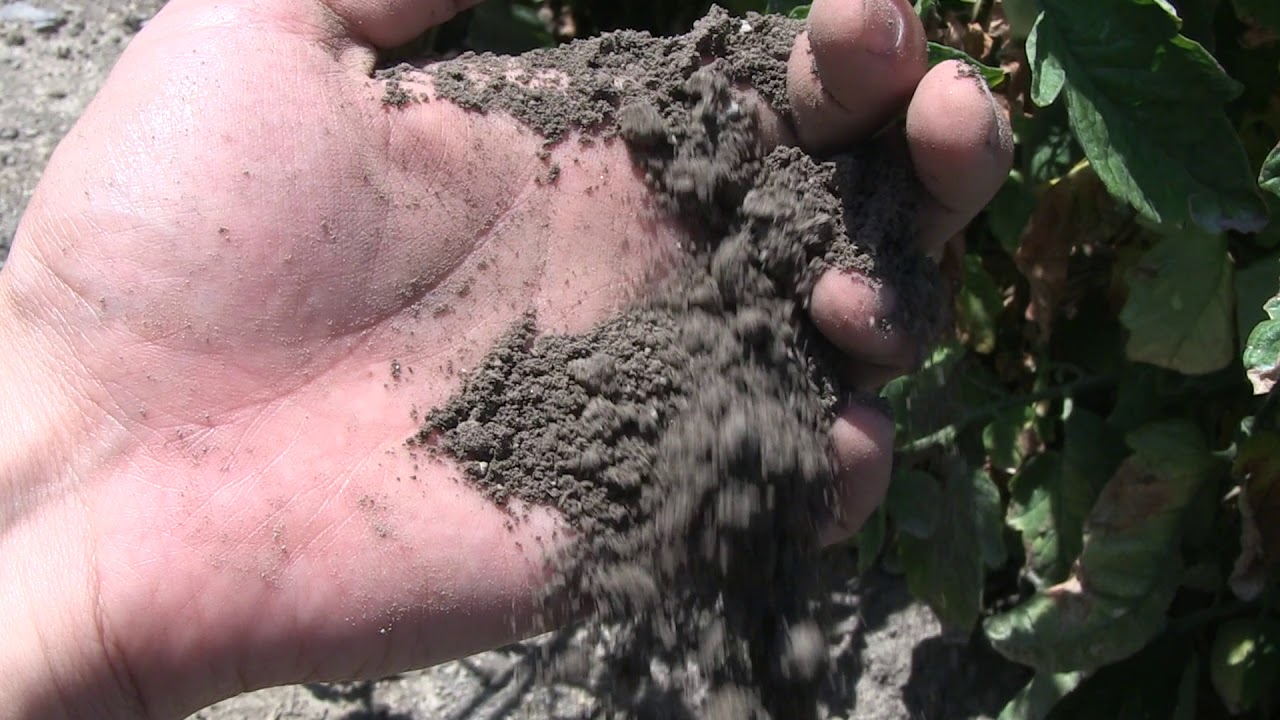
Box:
[12,5,674,706]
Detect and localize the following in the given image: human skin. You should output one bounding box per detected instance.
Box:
[0,0,1012,717]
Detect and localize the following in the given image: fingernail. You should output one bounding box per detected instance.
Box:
[869,276,899,321]
[967,69,1013,152]
[988,103,1013,153]
[864,0,907,56]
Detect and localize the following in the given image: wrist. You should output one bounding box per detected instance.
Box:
[0,504,140,719]
[0,273,143,718]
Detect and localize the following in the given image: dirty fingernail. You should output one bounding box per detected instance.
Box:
[989,109,1013,154]
[860,277,898,330]
[979,80,1013,152]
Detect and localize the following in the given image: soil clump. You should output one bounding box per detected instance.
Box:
[393,7,941,718]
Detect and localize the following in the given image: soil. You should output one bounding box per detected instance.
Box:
[404,10,949,717]
[1,2,1028,718]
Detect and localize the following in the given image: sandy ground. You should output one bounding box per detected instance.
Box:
[0,2,1026,717]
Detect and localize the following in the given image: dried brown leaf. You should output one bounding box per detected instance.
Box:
[1230,430,1280,600]
[1014,167,1115,341]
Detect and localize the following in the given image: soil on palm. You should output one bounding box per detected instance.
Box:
[389,8,943,718]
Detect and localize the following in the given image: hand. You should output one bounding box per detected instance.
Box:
[0,0,1012,717]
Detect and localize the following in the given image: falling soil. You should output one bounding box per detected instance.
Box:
[392,7,942,719]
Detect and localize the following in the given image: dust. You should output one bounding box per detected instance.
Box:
[399,7,941,718]
[380,7,796,142]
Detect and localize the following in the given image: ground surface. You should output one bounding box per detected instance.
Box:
[0,2,1026,717]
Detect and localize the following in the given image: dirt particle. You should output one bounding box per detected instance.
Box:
[381,79,413,108]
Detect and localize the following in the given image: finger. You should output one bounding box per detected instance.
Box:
[822,402,895,545]
[787,0,928,154]
[809,270,917,387]
[317,0,484,47]
[905,60,1015,256]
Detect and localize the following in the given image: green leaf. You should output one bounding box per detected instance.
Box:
[1013,103,1079,184]
[881,343,964,440]
[1243,284,1280,395]
[1030,0,1267,232]
[1088,420,1218,593]
[957,254,1003,354]
[985,420,1216,672]
[1210,617,1280,714]
[1008,452,1068,585]
[1119,230,1234,375]
[977,465,1008,569]
[984,405,1034,472]
[466,0,552,53]
[998,671,1085,720]
[787,4,810,20]
[1233,0,1280,32]
[913,0,937,18]
[1004,0,1039,39]
[927,42,1006,87]
[986,573,1175,674]
[988,170,1036,253]
[1261,143,1280,200]
[886,469,942,539]
[855,505,886,573]
[1236,252,1280,350]
[901,465,1004,633]
[1026,13,1064,106]
[1059,408,1127,557]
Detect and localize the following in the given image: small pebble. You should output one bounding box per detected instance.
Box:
[122,14,149,33]
[0,2,65,33]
